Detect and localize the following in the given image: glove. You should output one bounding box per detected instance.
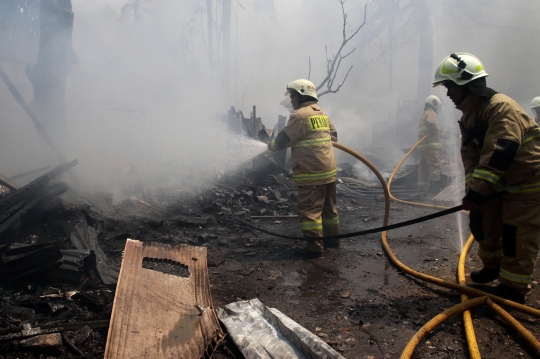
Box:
[462,189,484,211]
[440,128,451,140]
[469,211,484,241]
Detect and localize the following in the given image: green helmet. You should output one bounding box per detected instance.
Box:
[531,96,540,109]
[433,53,488,87]
[284,79,318,100]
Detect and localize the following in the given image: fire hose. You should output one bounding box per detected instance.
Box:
[380,138,540,357]
[234,140,540,358]
[233,136,502,240]
[336,141,540,358]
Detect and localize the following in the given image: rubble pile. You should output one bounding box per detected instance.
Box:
[0,154,303,357]
[199,174,298,219]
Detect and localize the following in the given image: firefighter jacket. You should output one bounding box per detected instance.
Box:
[458,93,540,196]
[418,108,441,150]
[268,101,337,186]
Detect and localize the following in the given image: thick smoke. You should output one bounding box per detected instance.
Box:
[1,0,539,201]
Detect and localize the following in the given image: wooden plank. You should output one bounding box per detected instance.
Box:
[0,160,77,216]
[105,240,223,359]
[0,172,19,191]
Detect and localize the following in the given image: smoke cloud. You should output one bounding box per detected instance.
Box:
[1,0,539,200]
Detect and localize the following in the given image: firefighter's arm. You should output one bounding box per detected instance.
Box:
[268,113,304,151]
[329,118,338,142]
[467,101,523,196]
[439,127,451,140]
[461,136,480,186]
[461,127,483,210]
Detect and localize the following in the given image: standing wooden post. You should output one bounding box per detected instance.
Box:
[275,115,288,168]
[252,105,257,139]
[221,0,231,95]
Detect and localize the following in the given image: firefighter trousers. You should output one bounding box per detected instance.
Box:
[297,182,340,253]
[417,148,442,190]
[469,192,540,294]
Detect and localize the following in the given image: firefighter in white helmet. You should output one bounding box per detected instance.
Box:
[531,97,540,125]
[267,79,339,258]
[417,95,444,194]
[434,52,540,303]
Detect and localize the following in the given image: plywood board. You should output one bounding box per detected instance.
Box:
[105,240,223,358]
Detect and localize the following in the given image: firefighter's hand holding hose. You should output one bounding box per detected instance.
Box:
[462,188,484,212]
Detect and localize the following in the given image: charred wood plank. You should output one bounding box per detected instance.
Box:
[10,166,51,180]
[0,320,110,342]
[175,215,210,227]
[0,182,69,236]
[0,241,62,280]
[0,160,76,217]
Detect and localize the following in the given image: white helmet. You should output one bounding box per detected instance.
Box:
[531,96,540,109]
[284,79,318,100]
[433,52,488,87]
[425,95,442,110]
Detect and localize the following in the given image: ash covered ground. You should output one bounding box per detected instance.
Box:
[1,169,539,359]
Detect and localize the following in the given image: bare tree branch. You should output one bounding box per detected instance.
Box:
[316,1,367,97]
[318,65,354,97]
[340,47,356,60]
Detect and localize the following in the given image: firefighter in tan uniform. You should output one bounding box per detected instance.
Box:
[531,97,540,125]
[434,53,540,303]
[267,79,339,258]
[417,95,443,193]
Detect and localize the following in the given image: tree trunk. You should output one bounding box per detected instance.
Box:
[25,0,75,144]
[221,0,231,97]
[206,0,213,66]
[416,0,433,102]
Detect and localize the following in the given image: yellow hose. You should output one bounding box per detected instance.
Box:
[458,235,481,359]
[399,297,487,359]
[386,135,450,210]
[332,142,540,358]
[485,298,540,356]
[388,137,479,355]
[334,143,390,229]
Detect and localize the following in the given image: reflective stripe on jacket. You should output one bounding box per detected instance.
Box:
[268,101,337,186]
[458,93,540,195]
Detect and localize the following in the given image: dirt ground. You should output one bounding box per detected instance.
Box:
[1,174,540,359]
[207,195,540,359]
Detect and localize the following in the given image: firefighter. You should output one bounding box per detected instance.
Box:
[531,96,540,125]
[434,53,540,303]
[267,79,339,258]
[417,95,444,193]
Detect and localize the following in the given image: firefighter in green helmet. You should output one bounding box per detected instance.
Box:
[434,52,540,303]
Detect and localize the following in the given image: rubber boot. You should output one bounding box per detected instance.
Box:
[293,247,322,259]
[470,267,499,284]
[493,284,526,304]
[323,239,340,248]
